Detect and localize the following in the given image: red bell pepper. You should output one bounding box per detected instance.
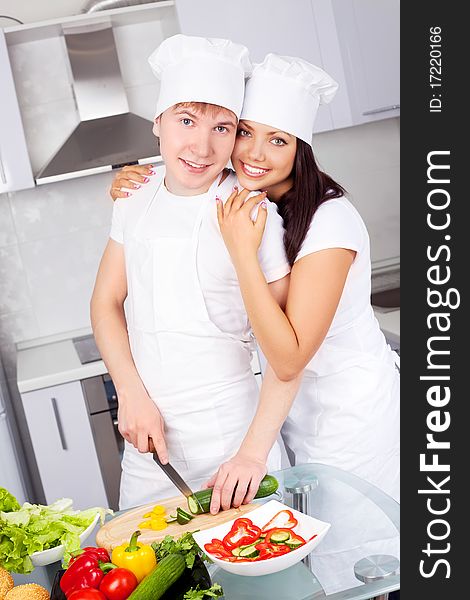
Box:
[67,590,107,600]
[261,510,298,532]
[254,541,291,560]
[69,547,110,566]
[60,553,106,597]
[222,518,262,550]
[99,568,138,600]
[204,538,234,559]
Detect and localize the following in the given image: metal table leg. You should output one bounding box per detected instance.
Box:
[354,555,400,600]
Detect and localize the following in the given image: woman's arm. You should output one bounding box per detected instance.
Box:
[206,364,303,513]
[90,239,168,462]
[217,190,355,381]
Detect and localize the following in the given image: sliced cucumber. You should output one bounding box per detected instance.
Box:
[286,538,304,549]
[269,531,291,544]
[176,506,194,525]
[165,514,178,523]
[231,547,242,557]
[238,545,259,558]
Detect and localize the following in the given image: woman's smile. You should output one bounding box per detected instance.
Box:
[239,160,271,178]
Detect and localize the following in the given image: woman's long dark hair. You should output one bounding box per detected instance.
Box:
[276,139,346,266]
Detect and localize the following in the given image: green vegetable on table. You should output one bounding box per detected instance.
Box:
[0,487,111,574]
[184,582,223,599]
[187,474,279,515]
[127,553,186,600]
[151,531,202,569]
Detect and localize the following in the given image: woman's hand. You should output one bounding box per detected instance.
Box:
[216,188,268,263]
[203,453,268,514]
[109,164,155,200]
[117,380,168,463]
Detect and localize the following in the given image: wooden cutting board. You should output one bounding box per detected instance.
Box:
[95,494,259,551]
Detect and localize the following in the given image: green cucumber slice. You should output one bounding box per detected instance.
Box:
[286,538,304,549]
[269,531,291,544]
[176,506,194,525]
[238,545,259,558]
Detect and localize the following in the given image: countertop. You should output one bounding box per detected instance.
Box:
[16,327,107,393]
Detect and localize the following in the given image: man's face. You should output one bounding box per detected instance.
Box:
[155,103,238,195]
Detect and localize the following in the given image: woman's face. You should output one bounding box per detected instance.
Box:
[231,120,297,200]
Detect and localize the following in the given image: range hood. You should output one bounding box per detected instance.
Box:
[35,23,161,185]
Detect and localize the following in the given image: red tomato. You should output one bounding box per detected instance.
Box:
[67,589,107,600]
[99,568,138,600]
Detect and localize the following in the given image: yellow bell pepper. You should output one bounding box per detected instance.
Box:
[111,530,157,582]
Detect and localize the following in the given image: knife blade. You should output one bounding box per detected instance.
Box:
[152,451,195,498]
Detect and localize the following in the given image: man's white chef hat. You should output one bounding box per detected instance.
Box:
[148,34,252,120]
[240,54,338,146]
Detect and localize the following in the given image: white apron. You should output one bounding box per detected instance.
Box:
[280,309,400,502]
[120,176,280,509]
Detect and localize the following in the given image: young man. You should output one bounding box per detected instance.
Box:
[90,35,290,509]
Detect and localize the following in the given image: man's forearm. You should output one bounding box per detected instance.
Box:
[91,298,142,396]
[238,364,303,461]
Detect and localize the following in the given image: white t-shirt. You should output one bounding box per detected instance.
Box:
[110,169,290,341]
[293,196,391,375]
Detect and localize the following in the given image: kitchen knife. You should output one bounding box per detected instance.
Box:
[149,438,205,512]
[152,451,195,498]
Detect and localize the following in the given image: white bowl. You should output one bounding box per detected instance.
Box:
[193,499,330,577]
[30,513,100,567]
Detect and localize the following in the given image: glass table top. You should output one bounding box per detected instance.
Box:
[210,463,400,600]
[28,462,399,599]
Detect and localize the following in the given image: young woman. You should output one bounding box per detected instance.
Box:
[109,53,400,509]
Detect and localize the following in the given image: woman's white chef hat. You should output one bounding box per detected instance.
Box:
[148,34,252,119]
[240,54,338,146]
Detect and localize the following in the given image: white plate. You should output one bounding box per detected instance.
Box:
[30,513,100,567]
[193,499,331,577]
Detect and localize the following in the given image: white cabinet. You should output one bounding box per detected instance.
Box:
[0,30,34,193]
[21,380,108,510]
[174,0,399,131]
[174,0,334,133]
[329,0,400,125]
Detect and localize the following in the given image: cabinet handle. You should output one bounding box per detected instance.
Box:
[363,104,400,116]
[51,397,68,450]
[0,151,6,185]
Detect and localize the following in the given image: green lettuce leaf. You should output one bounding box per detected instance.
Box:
[0,489,112,574]
[0,488,20,513]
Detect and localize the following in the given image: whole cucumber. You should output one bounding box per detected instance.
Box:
[187,474,279,514]
[128,553,186,600]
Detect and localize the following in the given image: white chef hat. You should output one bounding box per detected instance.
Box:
[148,34,252,120]
[240,54,338,146]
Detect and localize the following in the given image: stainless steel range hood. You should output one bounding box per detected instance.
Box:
[35,23,161,185]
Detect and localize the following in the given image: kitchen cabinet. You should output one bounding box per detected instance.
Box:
[21,380,109,510]
[329,0,400,125]
[174,0,399,131]
[174,0,334,133]
[0,30,34,193]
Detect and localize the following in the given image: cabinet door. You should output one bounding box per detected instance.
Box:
[21,381,108,509]
[330,0,400,124]
[0,30,34,193]
[174,0,334,133]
